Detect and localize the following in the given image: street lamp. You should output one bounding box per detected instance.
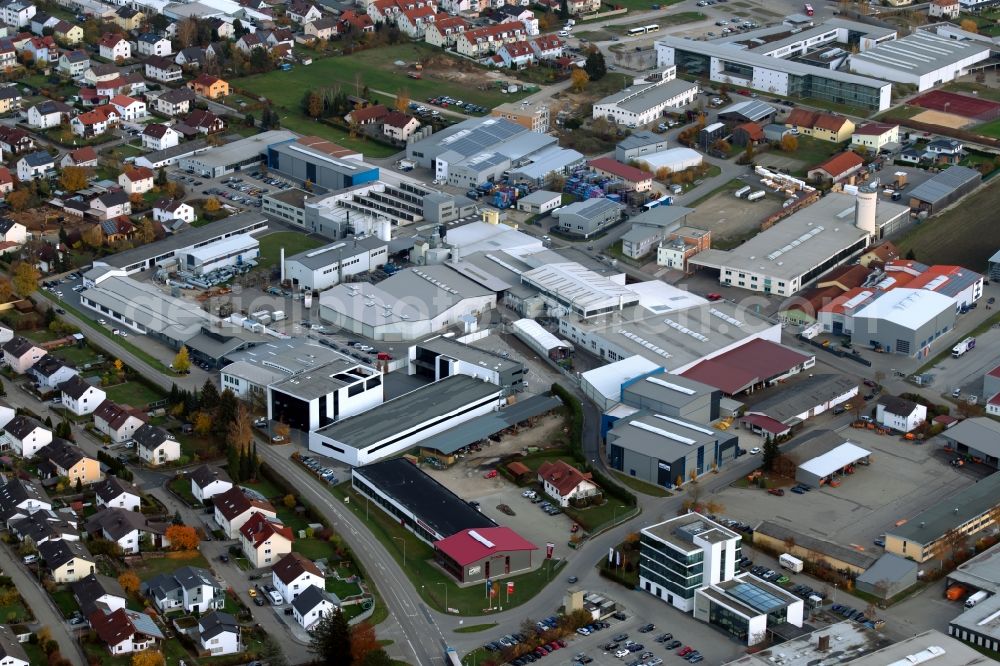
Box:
[437,581,448,611]
[612,504,626,526]
[393,536,406,567]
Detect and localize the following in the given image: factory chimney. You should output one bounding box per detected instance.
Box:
[855,184,878,235]
[280,247,285,282]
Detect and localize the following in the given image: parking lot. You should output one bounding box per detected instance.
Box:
[713,423,977,551]
[172,167,302,211]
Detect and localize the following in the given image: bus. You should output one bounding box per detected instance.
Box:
[804,3,814,15]
[643,24,660,34]
[446,648,462,666]
[627,26,648,36]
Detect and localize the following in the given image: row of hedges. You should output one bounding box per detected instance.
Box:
[96,450,133,481]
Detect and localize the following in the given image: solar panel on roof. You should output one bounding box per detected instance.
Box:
[728,582,787,614]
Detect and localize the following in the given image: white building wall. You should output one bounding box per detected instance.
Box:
[193,478,233,503]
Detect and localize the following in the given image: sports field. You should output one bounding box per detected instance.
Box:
[912,90,1000,121]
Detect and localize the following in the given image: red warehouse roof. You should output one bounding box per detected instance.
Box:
[681,339,813,395]
[434,527,537,567]
[588,157,652,184]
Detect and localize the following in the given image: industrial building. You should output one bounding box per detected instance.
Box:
[267,359,383,432]
[90,213,268,275]
[220,338,354,400]
[351,457,497,544]
[940,417,1000,470]
[846,288,957,357]
[510,319,573,360]
[848,32,991,91]
[620,206,694,260]
[317,265,496,341]
[657,226,712,274]
[856,554,918,600]
[694,574,804,646]
[175,235,259,275]
[615,131,669,163]
[743,374,858,428]
[907,165,982,214]
[794,441,872,488]
[551,198,624,238]
[631,148,703,174]
[283,237,389,291]
[581,356,663,413]
[681,338,815,396]
[946,543,1000,652]
[515,190,561,214]
[689,191,910,297]
[407,336,525,391]
[310,375,506,466]
[656,37,893,112]
[606,410,738,489]
[179,130,297,178]
[620,373,721,424]
[591,67,698,126]
[434,527,538,583]
[753,520,877,574]
[884,473,1000,563]
[717,100,776,125]
[521,262,638,319]
[266,135,380,191]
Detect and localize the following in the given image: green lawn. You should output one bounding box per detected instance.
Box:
[256,232,324,270]
[327,577,363,599]
[0,588,31,623]
[242,478,282,500]
[51,588,80,618]
[169,475,200,506]
[789,136,845,171]
[51,344,104,367]
[276,505,311,533]
[134,551,211,581]
[177,432,226,462]
[271,114,399,158]
[973,117,1000,139]
[607,11,705,32]
[293,538,340,561]
[944,81,1000,103]
[613,471,671,497]
[22,328,61,343]
[876,105,923,122]
[103,381,165,408]
[454,623,498,634]
[330,483,565,615]
[602,0,684,11]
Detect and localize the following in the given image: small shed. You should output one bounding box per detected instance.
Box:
[507,461,531,481]
[856,553,918,599]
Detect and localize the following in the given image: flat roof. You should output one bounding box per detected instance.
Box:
[941,417,1000,459]
[622,373,716,408]
[747,374,858,423]
[721,624,940,666]
[81,276,214,338]
[798,442,871,478]
[888,473,1000,546]
[286,237,386,271]
[226,337,351,376]
[353,458,496,538]
[595,77,698,114]
[608,410,728,461]
[269,360,370,401]
[518,190,561,205]
[948,594,1000,642]
[681,339,813,395]
[850,31,990,77]
[754,520,878,570]
[184,130,297,168]
[315,375,501,450]
[949,543,1000,595]
[522,262,639,313]
[416,336,522,375]
[581,356,661,402]
[689,194,909,281]
[642,514,738,552]
[854,288,955,330]
[622,280,707,314]
[417,394,563,455]
[183,234,259,262]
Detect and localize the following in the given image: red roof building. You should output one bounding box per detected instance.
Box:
[588,157,653,191]
[807,151,864,183]
[434,526,537,583]
[537,460,600,507]
[681,339,814,395]
[739,413,791,438]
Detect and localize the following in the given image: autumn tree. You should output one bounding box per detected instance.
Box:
[172,346,191,373]
[6,189,29,212]
[131,650,165,666]
[193,411,212,436]
[283,494,297,508]
[84,224,104,248]
[118,571,140,595]
[570,68,589,93]
[960,19,978,34]
[228,403,253,453]
[274,421,290,441]
[0,277,12,303]
[780,134,799,152]
[350,621,379,664]
[176,17,198,48]
[306,91,323,118]
[137,219,155,245]
[59,166,89,192]
[165,525,200,550]
[204,197,221,212]
[395,88,411,113]
[11,262,39,297]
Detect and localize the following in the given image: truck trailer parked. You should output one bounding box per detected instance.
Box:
[952,337,975,358]
[779,553,804,573]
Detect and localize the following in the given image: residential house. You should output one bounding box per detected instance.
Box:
[11,509,78,546]
[85,507,168,553]
[27,100,72,129]
[851,122,899,152]
[98,33,130,61]
[292,585,338,631]
[784,108,855,143]
[273,552,324,603]
[141,124,180,151]
[89,608,163,655]
[16,150,53,180]
[0,626,28,666]
[118,166,155,194]
[58,49,89,77]
[99,218,136,245]
[93,400,146,443]
[304,16,337,40]
[2,336,45,374]
[496,40,535,68]
[424,15,466,47]
[207,18,234,40]
[0,126,33,154]
[84,63,120,85]
[110,94,145,121]
[537,459,600,507]
[189,465,232,503]
[0,86,19,117]
[530,33,563,60]
[807,151,865,184]
[53,20,82,45]
[346,104,389,126]
[235,32,265,54]
[198,611,240,656]
[136,33,172,57]
[214,486,277,538]
[0,217,25,244]
[24,35,56,64]
[261,27,294,49]
[89,190,131,221]
[59,376,106,417]
[37,538,94,582]
[31,14,59,36]
[239,511,293,567]
[78,88,110,108]
[28,355,78,390]
[99,74,147,99]
[339,10,374,33]
[491,5,538,35]
[456,22,526,58]
[175,46,206,67]
[287,0,322,23]
[61,146,98,168]
[929,0,959,19]
[144,55,182,83]
[71,107,117,137]
[396,6,436,38]
[876,395,928,433]
[0,1,34,28]
[188,74,230,99]
[0,39,13,70]
[133,424,180,466]
[142,566,225,613]
[382,111,421,142]
[38,438,101,486]
[153,87,194,116]
[153,199,195,224]
[0,169,11,198]
[71,573,126,616]
[926,138,964,164]
[113,6,143,31]
[94,476,141,512]
[731,122,765,147]
[536,0,600,14]
[184,109,225,134]
[0,477,50,527]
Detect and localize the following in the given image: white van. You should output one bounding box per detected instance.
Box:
[22,554,38,565]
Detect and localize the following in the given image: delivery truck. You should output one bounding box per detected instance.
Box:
[952,337,975,358]
[779,553,804,573]
[966,590,989,608]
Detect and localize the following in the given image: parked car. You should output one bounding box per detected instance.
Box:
[767,488,785,496]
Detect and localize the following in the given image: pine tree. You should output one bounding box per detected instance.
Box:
[199,379,219,411]
[309,609,351,663]
[170,383,179,406]
[558,0,569,19]
[251,441,260,480]
[44,415,52,427]
[215,390,239,436]
[227,444,240,482]
[240,446,251,482]
[762,436,780,472]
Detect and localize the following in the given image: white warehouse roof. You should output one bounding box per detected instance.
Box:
[634,148,703,173]
[521,262,639,313]
[511,318,573,354]
[798,442,871,478]
[853,288,954,330]
[581,356,661,403]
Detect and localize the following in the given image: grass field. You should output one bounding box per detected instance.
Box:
[607,11,705,32]
[256,231,325,269]
[134,551,211,581]
[103,381,165,408]
[973,117,1000,139]
[944,81,1000,103]
[896,179,1000,269]
[603,0,684,11]
[788,136,845,173]
[876,105,924,122]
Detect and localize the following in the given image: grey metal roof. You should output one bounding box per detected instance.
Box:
[597,78,698,115]
[421,117,526,160]
[416,394,562,455]
[617,130,666,151]
[607,409,727,462]
[286,236,386,271]
[626,205,694,230]
[717,99,776,123]
[622,373,716,409]
[555,197,622,221]
[270,360,369,401]
[518,190,561,206]
[747,374,858,424]
[850,31,989,77]
[754,520,877,570]
[941,417,1000,459]
[907,166,981,206]
[416,336,523,376]
[887,472,1000,546]
[856,553,917,586]
[315,375,501,450]
[183,129,297,168]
